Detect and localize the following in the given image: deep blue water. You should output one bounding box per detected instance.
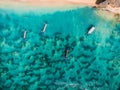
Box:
[0,7,120,90]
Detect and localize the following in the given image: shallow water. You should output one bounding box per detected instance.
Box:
[0,7,120,90]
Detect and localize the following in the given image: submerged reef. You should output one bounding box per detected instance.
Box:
[0,7,120,90]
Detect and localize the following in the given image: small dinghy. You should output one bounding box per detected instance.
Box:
[41,23,48,33]
[65,49,69,59]
[23,31,27,39]
[87,26,95,35]
[64,46,70,60]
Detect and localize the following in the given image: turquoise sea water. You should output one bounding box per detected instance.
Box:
[0,7,120,90]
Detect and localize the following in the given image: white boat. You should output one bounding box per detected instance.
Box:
[23,31,27,39]
[41,23,47,33]
[87,26,95,34]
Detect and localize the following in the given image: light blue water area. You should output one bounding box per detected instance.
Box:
[0,7,120,90]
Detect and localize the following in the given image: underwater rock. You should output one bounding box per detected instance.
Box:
[107,66,114,71]
[111,71,119,78]
[29,76,38,83]
[53,32,62,38]
[71,40,77,47]
[32,70,40,76]
[52,49,55,56]
[0,23,5,29]
[94,81,105,88]
[65,35,70,41]
[80,58,89,64]
[28,56,35,64]
[54,71,60,79]
[82,43,91,50]
[1,45,15,53]
[38,85,47,89]
[79,36,85,41]
[1,29,11,37]
[117,86,120,90]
